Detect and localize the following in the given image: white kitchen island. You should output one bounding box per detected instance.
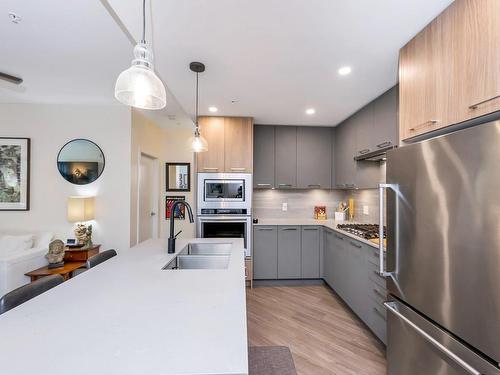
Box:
[0,238,248,375]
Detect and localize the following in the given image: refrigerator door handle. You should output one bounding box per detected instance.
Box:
[384,302,482,375]
[378,183,396,277]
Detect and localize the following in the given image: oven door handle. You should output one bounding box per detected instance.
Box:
[198,217,250,222]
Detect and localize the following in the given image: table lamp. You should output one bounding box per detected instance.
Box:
[67,196,95,248]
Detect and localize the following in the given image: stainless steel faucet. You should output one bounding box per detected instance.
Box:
[168,200,194,254]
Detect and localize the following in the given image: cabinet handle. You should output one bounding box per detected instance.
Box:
[335,184,346,189]
[282,227,297,231]
[373,307,386,321]
[326,231,333,236]
[278,184,292,187]
[469,94,500,109]
[334,234,344,240]
[203,167,219,171]
[409,120,438,132]
[376,141,392,148]
[257,228,274,231]
[230,167,246,171]
[345,183,356,189]
[308,184,321,188]
[257,183,272,187]
[359,148,371,154]
[373,288,385,298]
[303,228,318,231]
[349,241,362,248]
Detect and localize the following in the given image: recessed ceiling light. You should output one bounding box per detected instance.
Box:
[338,66,352,76]
[208,106,218,113]
[306,108,316,115]
[8,12,22,24]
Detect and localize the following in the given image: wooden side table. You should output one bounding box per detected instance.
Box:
[25,262,86,282]
[64,244,101,262]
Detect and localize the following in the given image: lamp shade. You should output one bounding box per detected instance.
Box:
[67,196,95,222]
[114,43,166,110]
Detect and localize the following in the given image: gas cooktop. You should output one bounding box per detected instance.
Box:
[336,223,386,240]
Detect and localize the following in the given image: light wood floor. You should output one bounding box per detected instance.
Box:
[246,285,387,375]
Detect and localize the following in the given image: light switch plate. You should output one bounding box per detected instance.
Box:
[282,202,288,211]
[363,205,369,215]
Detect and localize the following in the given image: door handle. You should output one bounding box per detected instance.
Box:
[278,183,292,187]
[257,228,274,231]
[257,183,272,187]
[230,167,246,171]
[378,183,398,277]
[409,120,438,132]
[384,302,482,375]
[377,141,392,148]
[308,184,321,188]
[282,228,297,231]
[469,94,500,109]
[203,167,219,171]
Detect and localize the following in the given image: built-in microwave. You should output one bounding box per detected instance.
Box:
[197,173,252,212]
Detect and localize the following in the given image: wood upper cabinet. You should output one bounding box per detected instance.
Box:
[453,0,500,122]
[224,117,253,173]
[399,0,500,141]
[196,117,225,172]
[196,116,253,173]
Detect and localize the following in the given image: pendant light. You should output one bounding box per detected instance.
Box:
[187,62,208,153]
[114,0,166,110]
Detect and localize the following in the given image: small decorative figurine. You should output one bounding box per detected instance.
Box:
[314,206,327,220]
[46,239,65,269]
[74,223,93,248]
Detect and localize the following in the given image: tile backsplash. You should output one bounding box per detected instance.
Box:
[253,188,381,223]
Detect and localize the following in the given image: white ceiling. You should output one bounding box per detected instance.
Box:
[0,0,191,128]
[1,0,454,127]
[107,0,454,126]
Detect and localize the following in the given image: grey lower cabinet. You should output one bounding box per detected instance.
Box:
[254,225,321,280]
[301,226,321,278]
[277,226,301,279]
[296,127,332,189]
[322,230,387,344]
[253,226,278,279]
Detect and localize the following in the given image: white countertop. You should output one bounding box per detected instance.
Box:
[0,238,248,375]
[254,218,383,249]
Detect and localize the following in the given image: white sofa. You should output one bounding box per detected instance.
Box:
[0,232,53,297]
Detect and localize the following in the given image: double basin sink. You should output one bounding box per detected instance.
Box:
[163,243,231,270]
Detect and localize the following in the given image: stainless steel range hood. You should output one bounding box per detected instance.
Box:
[354,144,397,162]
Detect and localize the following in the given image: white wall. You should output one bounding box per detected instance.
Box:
[0,104,132,252]
[130,111,195,246]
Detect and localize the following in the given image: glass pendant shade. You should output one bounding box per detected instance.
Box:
[187,128,208,153]
[115,43,166,110]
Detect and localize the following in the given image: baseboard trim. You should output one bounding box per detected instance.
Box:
[253,279,325,287]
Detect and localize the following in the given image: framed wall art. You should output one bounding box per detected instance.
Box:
[0,137,30,211]
[165,196,185,220]
[165,162,190,192]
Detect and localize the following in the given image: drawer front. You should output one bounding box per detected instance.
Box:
[367,298,387,343]
[369,283,387,305]
[63,248,98,262]
[367,259,387,288]
[367,247,382,266]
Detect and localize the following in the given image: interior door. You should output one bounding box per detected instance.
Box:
[138,154,157,243]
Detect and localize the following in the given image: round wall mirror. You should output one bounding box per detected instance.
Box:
[57,139,105,185]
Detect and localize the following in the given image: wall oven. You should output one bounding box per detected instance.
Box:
[197,173,252,211]
[197,173,252,256]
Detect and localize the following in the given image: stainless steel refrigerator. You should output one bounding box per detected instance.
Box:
[382,120,500,374]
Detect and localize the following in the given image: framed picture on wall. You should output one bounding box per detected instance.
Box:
[0,137,30,211]
[165,162,190,192]
[165,196,185,220]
